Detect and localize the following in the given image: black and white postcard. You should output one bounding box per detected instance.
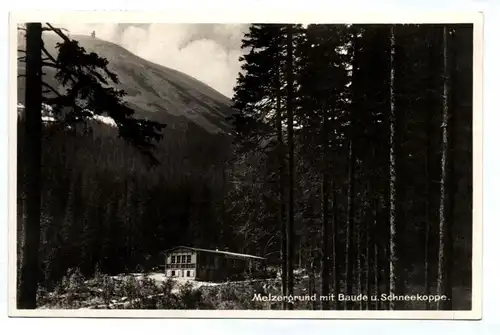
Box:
[8,10,483,319]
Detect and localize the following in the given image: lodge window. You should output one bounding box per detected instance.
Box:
[187,270,191,277]
[166,263,195,269]
[166,253,195,268]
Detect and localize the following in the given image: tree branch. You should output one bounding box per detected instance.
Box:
[41,47,79,86]
[41,61,59,69]
[41,82,62,97]
[46,23,71,43]
[41,45,57,65]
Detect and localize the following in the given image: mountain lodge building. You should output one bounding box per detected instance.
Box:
[163,246,266,282]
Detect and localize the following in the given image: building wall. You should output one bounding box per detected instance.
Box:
[196,253,225,282]
[165,248,197,279]
[164,248,266,282]
[196,254,258,282]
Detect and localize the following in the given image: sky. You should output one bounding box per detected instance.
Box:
[57,23,249,98]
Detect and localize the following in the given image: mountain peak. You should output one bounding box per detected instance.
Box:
[17,32,235,134]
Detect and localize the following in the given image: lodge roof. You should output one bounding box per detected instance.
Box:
[164,246,266,260]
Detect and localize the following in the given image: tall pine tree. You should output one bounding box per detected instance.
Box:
[17,22,165,309]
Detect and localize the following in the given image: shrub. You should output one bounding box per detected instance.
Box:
[37,270,287,310]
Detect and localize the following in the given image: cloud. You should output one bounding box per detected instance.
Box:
[58,23,248,98]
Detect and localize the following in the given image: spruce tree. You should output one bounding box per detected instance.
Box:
[231,23,289,305]
[17,22,165,309]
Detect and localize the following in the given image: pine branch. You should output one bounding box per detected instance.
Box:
[45,23,71,43]
[41,82,62,97]
[41,60,78,87]
[41,26,60,32]
[41,45,58,66]
[39,22,166,166]
[41,61,59,69]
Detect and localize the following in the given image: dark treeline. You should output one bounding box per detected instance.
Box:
[230,23,472,310]
[17,115,235,287]
[17,23,473,311]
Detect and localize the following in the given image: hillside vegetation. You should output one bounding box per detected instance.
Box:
[18,32,234,133]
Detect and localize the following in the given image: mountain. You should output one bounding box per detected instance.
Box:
[16,31,240,285]
[17,32,235,134]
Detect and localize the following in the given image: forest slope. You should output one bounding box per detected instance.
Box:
[17,32,234,134]
[16,31,237,285]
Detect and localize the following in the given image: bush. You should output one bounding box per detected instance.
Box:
[37,269,211,309]
[37,269,296,310]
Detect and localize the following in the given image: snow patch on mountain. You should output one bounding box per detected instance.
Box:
[17,103,117,127]
[91,113,117,127]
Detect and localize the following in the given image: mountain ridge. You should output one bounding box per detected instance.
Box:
[17,32,235,134]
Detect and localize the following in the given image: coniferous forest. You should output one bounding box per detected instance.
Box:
[15,23,474,311]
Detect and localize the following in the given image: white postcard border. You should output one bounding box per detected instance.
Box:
[7,10,484,320]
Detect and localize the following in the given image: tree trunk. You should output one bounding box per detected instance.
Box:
[18,22,43,309]
[332,187,340,310]
[298,244,302,269]
[437,25,454,311]
[365,192,373,310]
[356,216,362,310]
[374,241,380,310]
[321,109,331,310]
[375,195,383,310]
[388,24,399,311]
[275,56,287,309]
[423,28,436,310]
[345,138,355,310]
[345,33,359,311]
[366,143,378,310]
[285,24,295,310]
[308,253,317,310]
